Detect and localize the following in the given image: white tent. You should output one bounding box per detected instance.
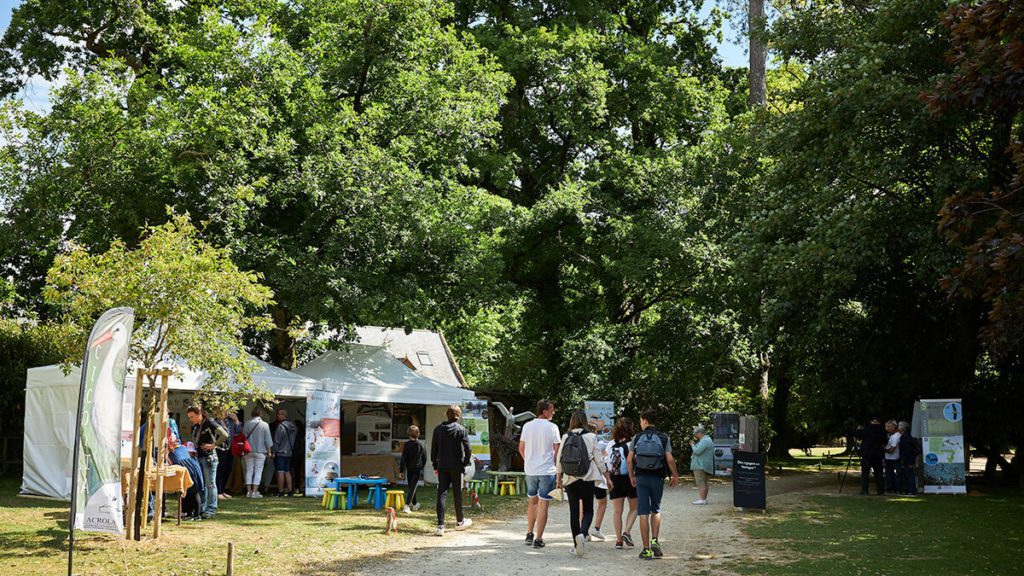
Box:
[21,357,318,500]
[293,344,476,405]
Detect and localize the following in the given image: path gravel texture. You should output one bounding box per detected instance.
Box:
[352,473,836,576]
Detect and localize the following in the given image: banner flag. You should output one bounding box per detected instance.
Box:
[305,390,342,497]
[70,307,135,535]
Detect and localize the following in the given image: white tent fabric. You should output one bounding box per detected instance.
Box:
[21,357,318,500]
[293,344,477,405]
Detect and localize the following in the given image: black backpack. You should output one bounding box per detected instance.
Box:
[560,431,591,477]
[633,430,666,472]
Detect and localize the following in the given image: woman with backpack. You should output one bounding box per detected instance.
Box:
[607,417,639,549]
[555,409,610,558]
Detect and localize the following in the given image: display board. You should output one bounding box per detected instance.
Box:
[355,402,392,454]
[920,398,966,494]
[305,390,342,497]
[732,450,767,510]
[584,400,615,442]
[712,412,740,476]
[462,400,491,466]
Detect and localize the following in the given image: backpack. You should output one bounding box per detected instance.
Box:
[560,431,591,477]
[633,430,666,472]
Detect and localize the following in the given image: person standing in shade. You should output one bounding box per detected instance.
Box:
[272,408,298,497]
[855,416,886,495]
[897,421,918,496]
[215,408,242,499]
[556,409,609,558]
[431,405,473,535]
[608,418,638,549]
[689,425,714,505]
[628,409,679,560]
[519,399,560,549]
[588,423,610,542]
[399,425,427,513]
[243,406,273,498]
[884,420,901,494]
[187,406,228,517]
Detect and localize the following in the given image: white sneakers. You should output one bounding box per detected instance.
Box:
[455,518,473,530]
[589,527,605,541]
[412,503,420,511]
[574,533,586,557]
[402,505,411,514]
[692,499,708,505]
[436,525,445,536]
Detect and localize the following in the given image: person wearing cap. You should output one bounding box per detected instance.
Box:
[689,425,714,505]
[855,416,886,495]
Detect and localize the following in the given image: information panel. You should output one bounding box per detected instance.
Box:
[305,390,342,497]
[732,450,766,510]
[920,398,966,494]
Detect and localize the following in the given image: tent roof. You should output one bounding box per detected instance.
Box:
[293,344,476,405]
[26,355,319,398]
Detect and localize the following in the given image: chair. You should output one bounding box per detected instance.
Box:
[499,481,516,496]
[385,490,406,510]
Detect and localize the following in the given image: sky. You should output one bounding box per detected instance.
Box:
[0,0,750,111]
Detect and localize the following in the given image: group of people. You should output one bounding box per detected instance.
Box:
[238,406,304,498]
[855,417,920,496]
[517,399,715,560]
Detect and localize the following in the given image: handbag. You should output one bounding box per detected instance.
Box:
[231,424,252,457]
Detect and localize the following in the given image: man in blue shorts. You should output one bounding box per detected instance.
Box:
[519,399,560,549]
[628,409,679,560]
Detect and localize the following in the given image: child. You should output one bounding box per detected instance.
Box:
[398,425,427,513]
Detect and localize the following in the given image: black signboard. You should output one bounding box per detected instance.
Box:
[732,450,766,510]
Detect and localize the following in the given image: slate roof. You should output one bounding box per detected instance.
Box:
[354,326,468,389]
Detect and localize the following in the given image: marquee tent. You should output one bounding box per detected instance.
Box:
[20,357,318,500]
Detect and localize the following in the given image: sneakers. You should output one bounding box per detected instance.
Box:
[692,499,708,505]
[590,527,606,541]
[252,492,263,499]
[402,505,411,514]
[525,532,534,545]
[622,532,634,547]
[615,540,624,549]
[274,492,285,497]
[533,539,545,548]
[651,537,663,557]
[568,546,577,557]
[574,533,586,558]
[639,548,654,560]
[455,518,473,530]
[436,525,445,536]
[412,503,421,511]
[200,512,214,520]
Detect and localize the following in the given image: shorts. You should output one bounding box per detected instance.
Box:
[693,469,709,489]
[273,455,292,472]
[525,474,557,501]
[594,486,608,499]
[635,474,664,515]
[609,475,638,500]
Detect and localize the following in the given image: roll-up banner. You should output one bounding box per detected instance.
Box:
[70,307,135,538]
[919,398,966,494]
[305,390,342,497]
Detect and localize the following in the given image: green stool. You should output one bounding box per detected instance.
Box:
[324,489,346,510]
[466,479,487,495]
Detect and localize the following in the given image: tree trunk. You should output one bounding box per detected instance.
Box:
[269,308,296,369]
[767,370,794,457]
[748,0,767,108]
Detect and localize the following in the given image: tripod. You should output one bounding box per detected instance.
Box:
[839,437,860,493]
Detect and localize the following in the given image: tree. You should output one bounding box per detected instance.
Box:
[43,213,275,404]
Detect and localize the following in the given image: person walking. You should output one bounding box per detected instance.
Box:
[431,405,473,535]
[399,425,427,513]
[519,399,560,549]
[884,420,901,494]
[187,406,228,517]
[556,409,609,558]
[689,425,713,505]
[628,409,679,560]
[243,406,273,498]
[855,417,886,495]
[589,423,610,542]
[607,418,638,549]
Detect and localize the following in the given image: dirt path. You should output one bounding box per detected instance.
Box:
[351,472,837,576]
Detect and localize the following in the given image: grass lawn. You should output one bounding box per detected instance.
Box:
[0,476,523,576]
[733,488,1024,575]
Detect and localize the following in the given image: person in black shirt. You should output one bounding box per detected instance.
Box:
[431,405,473,535]
[187,406,228,518]
[897,421,918,496]
[399,425,427,513]
[855,416,886,495]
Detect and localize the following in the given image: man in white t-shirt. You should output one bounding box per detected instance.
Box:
[519,399,560,549]
[884,420,901,494]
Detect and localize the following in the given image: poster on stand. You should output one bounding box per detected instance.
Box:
[712,412,740,476]
[584,401,615,442]
[356,402,392,454]
[462,400,491,468]
[920,398,966,494]
[305,390,342,497]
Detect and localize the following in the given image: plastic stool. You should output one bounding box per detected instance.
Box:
[466,479,487,494]
[499,481,516,496]
[367,484,385,509]
[385,490,406,510]
[323,489,346,510]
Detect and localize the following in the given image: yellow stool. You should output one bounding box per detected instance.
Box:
[322,489,346,510]
[384,489,406,510]
[499,481,516,496]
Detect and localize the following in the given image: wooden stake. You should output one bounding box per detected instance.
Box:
[226,542,234,576]
[125,368,145,541]
[140,380,156,533]
[152,372,170,539]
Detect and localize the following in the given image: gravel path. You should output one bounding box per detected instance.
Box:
[352,473,836,576]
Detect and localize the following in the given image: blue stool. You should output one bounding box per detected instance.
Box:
[367,484,384,509]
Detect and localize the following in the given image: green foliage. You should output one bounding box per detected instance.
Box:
[43,213,275,403]
[0,319,77,436]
